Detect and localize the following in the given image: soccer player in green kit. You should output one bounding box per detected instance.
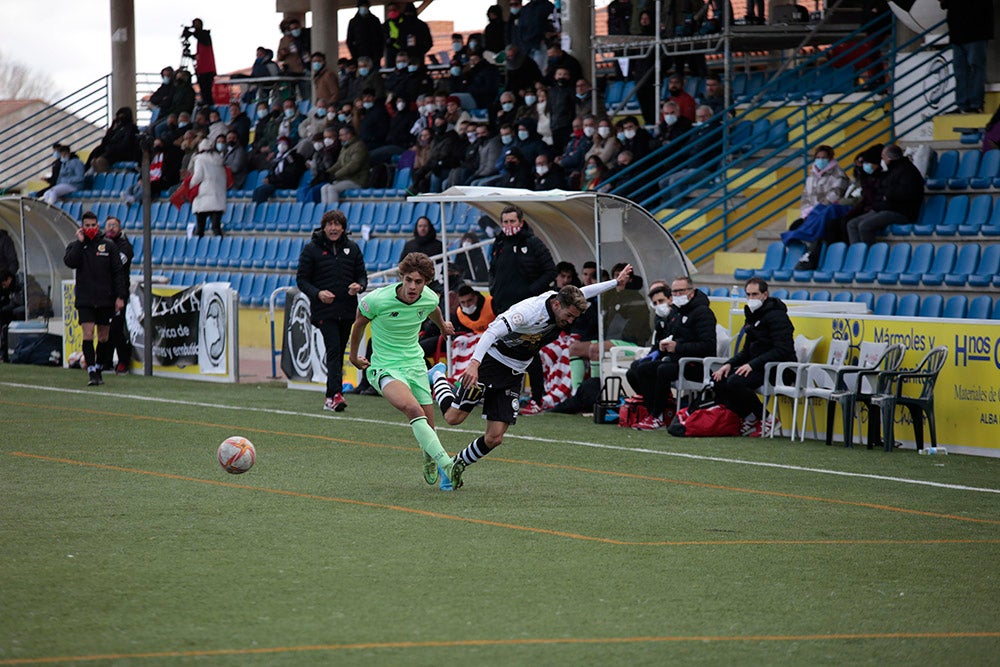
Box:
[348,252,466,489]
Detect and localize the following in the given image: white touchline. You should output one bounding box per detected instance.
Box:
[4,382,999,495]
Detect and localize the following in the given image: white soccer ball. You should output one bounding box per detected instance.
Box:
[217,436,256,474]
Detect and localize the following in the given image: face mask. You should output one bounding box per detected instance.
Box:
[583,125,595,137]
[598,126,611,138]
[535,164,548,176]
[216,142,225,152]
[517,130,529,141]
[880,159,888,171]
[323,137,335,147]
[60,155,69,162]
[862,162,875,174]
[388,10,399,19]
[616,131,626,142]
[337,113,349,122]
[501,223,520,236]
[461,240,473,248]
[227,140,237,147]
[178,121,189,128]
[358,6,369,15]
[362,101,374,110]
[396,61,407,70]
[692,121,704,128]
[663,113,677,125]
[505,160,518,172]
[510,6,521,14]
[83,226,99,240]
[654,303,671,318]
[313,141,324,151]
[450,66,462,77]
[452,42,463,52]
[396,101,407,111]
[460,304,477,314]
[524,94,537,106]
[556,78,570,87]
[277,143,289,153]
[312,62,323,72]
[501,102,514,112]
[672,294,689,308]
[53,151,60,159]
[316,107,326,117]
[407,64,418,73]
[359,67,370,76]
[576,92,586,100]
[162,76,170,84]
[257,108,268,118]
[469,40,478,50]
[284,108,295,118]
[291,28,302,37]
[623,129,636,140]
[584,165,597,178]
[814,158,829,171]
[746,298,763,312]
[467,131,477,142]
[501,134,513,145]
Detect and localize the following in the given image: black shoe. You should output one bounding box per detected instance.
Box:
[88,371,100,386]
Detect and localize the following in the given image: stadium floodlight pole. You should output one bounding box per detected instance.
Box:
[139,136,153,376]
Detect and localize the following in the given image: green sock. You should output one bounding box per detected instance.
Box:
[569,358,585,392]
[409,416,453,476]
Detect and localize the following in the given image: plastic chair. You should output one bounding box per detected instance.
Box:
[924,150,957,190]
[842,242,887,284]
[969,149,1000,189]
[895,293,920,317]
[826,343,906,448]
[946,150,980,189]
[919,243,957,285]
[770,288,789,299]
[966,243,1000,287]
[919,294,943,318]
[866,243,909,284]
[870,346,948,452]
[942,295,968,319]
[832,291,853,302]
[895,243,934,286]
[873,293,897,316]
[770,243,807,282]
[675,325,735,414]
[734,242,784,281]
[794,242,845,283]
[930,195,968,236]
[967,295,993,319]
[853,292,874,311]
[815,243,865,283]
[811,290,831,301]
[957,194,993,235]
[767,337,842,441]
[942,244,981,286]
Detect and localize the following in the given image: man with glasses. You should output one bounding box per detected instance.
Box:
[627,277,717,430]
[711,277,795,436]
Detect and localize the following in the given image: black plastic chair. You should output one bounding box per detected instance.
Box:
[870,346,948,452]
[825,344,906,448]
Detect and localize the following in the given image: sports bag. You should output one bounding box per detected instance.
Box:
[667,384,740,437]
[618,395,649,428]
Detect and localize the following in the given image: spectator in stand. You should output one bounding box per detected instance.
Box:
[249,103,278,170]
[222,130,249,191]
[298,127,341,203]
[503,44,543,100]
[386,53,424,104]
[468,123,502,185]
[455,284,496,333]
[543,41,582,85]
[148,67,175,124]
[277,98,305,148]
[411,115,465,193]
[585,117,622,166]
[399,3,433,62]
[514,118,551,164]
[574,78,600,118]
[353,56,387,104]
[454,231,489,283]
[534,153,566,190]
[167,69,196,118]
[248,46,281,104]
[493,90,522,134]
[205,108,228,142]
[336,58,355,101]
[190,139,227,238]
[227,103,251,147]
[37,143,63,197]
[941,0,993,114]
[496,146,531,190]
[606,148,634,181]
[400,216,443,261]
[383,4,405,65]
[253,137,306,203]
[321,124,369,205]
[555,115,592,183]
[581,154,609,191]
[666,75,697,122]
[408,126,433,177]
[42,145,85,205]
[277,18,311,100]
[846,144,924,245]
[781,144,850,240]
[507,0,555,71]
[466,52,500,109]
[311,52,339,105]
[186,19,217,106]
[546,67,576,152]
[607,0,633,35]
[102,216,133,375]
[87,107,140,173]
[191,108,211,136]
[443,96,470,131]
[701,75,725,116]
[0,269,26,363]
[122,135,181,203]
[354,89,390,153]
[154,113,180,143]
[296,98,330,152]
[657,105,722,203]
[449,32,470,67]
[619,115,654,161]
[658,99,693,146]
[484,5,506,54]
[177,130,203,175]
[369,94,418,165]
[347,0,383,69]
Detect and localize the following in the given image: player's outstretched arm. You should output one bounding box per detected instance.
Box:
[428,307,454,336]
[348,308,372,370]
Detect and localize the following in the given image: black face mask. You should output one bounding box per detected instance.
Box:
[505,161,519,172]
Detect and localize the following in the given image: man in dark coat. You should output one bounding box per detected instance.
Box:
[846,144,924,245]
[712,278,795,436]
[488,205,557,314]
[0,269,26,363]
[627,278,717,429]
[347,0,384,68]
[103,216,134,374]
[940,0,993,113]
[296,209,368,411]
[63,211,129,386]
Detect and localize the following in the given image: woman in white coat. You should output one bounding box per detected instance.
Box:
[189,138,228,237]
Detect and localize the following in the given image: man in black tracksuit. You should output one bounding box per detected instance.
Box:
[103,216,134,374]
[627,278,717,428]
[712,277,795,436]
[64,211,129,386]
[488,204,557,413]
[296,209,368,412]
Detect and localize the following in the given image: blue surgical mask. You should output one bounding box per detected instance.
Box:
[337,113,349,122]
[616,131,626,142]
[450,66,462,77]
[162,76,170,84]
[358,6,369,15]
[510,6,520,14]
[501,134,513,145]
[862,162,875,174]
[407,64,419,73]
[469,40,478,50]
[524,94,537,106]
[316,107,326,117]
[517,130,529,141]
[814,158,829,171]
[312,61,323,72]
[501,102,514,112]
[396,61,407,70]
[291,28,302,37]
[284,108,295,118]
[452,42,463,52]
[359,67,370,76]
[178,121,189,128]
[362,101,374,110]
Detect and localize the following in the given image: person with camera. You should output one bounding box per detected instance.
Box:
[183,19,217,107]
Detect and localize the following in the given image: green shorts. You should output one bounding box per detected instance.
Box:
[366,364,433,405]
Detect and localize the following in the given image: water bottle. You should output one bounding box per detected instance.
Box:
[730,285,740,302]
[918,446,947,455]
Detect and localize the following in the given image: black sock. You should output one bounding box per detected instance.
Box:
[456,436,490,466]
[96,341,113,370]
[82,339,96,370]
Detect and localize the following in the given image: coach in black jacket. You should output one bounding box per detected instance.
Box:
[712,277,795,434]
[296,209,368,412]
[64,211,129,386]
[488,205,557,315]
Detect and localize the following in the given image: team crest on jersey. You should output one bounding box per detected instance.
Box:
[97,243,107,252]
[344,248,350,255]
[390,312,399,317]
[509,312,525,326]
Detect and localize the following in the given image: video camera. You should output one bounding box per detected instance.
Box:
[180,25,194,62]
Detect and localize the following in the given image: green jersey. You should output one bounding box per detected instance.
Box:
[358,283,439,368]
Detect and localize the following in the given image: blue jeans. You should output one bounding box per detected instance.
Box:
[951,41,988,112]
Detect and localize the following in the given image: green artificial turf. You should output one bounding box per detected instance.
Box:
[1,364,998,665]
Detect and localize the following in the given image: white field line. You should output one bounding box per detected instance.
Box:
[3,381,999,495]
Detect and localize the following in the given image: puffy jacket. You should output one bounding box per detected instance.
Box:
[190,151,228,213]
[659,289,717,359]
[727,297,795,371]
[488,222,556,313]
[871,157,924,222]
[296,228,368,322]
[63,232,129,308]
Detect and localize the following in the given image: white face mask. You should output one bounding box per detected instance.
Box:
[396,101,406,111]
[460,304,477,315]
[461,240,473,248]
[583,125,595,137]
[535,164,548,176]
[597,126,611,138]
[623,128,636,140]
[672,294,689,308]
[746,298,763,312]
[323,137,335,147]
[313,141,323,151]
[663,114,678,126]
[880,159,889,171]
[653,303,671,318]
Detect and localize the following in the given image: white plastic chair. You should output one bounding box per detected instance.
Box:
[675,324,736,413]
[762,334,823,439]
[605,345,650,394]
[800,341,887,441]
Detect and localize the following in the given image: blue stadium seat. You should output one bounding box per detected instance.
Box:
[711,287,729,297]
[789,289,810,300]
[853,292,874,311]
[970,150,1000,189]
[984,198,1000,235]
[843,242,887,284]
[285,237,306,270]
[943,295,968,319]
[604,80,624,110]
[810,290,831,301]
[253,274,281,308]
[919,243,957,285]
[947,150,980,189]
[730,120,754,152]
[194,236,221,267]
[895,243,934,286]
[865,243,908,284]
[873,293,897,316]
[149,236,165,265]
[994,298,1000,320]
[160,236,180,266]
[909,194,946,236]
[375,238,395,271]
[968,295,993,319]
[770,288,789,299]
[362,238,380,266]
[131,236,144,263]
[297,202,316,231]
[919,294,943,318]
[765,118,789,148]
[931,195,970,236]
[958,194,993,235]
[832,291,853,302]
[353,204,374,234]
[384,201,403,234]
[207,236,231,268]
[392,167,412,193]
[925,150,957,190]
[895,294,920,317]
[793,242,844,282]
[966,243,1000,287]
[388,238,406,266]
[768,243,806,282]
[192,271,208,285]
[181,235,205,265]
[942,244,980,286]
[735,242,784,281]
[223,237,245,268]
[815,242,865,283]
[370,204,389,233]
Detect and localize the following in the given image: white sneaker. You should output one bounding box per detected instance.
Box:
[740,414,760,437]
[762,414,781,437]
